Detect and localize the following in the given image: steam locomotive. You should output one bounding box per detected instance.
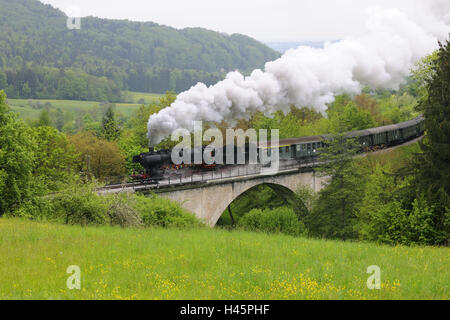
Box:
[132,116,425,183]
[131,144,252,183]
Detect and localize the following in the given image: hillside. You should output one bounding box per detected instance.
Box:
[0,0,280,100]
[0,218,448,300]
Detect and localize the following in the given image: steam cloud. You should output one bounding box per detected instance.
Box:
[147,0,449,147]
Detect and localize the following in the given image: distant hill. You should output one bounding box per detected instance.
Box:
[0,0,280,101]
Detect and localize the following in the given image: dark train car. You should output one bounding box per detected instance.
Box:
[346,116,424,149]
[259,136,325,160]
[133,116,425,183]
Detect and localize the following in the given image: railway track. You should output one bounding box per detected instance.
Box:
[99,135,424,194]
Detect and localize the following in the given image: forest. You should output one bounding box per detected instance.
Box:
[0,0,279,100]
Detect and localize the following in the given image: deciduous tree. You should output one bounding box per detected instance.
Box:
[0,91,35,216]
[69,132,126,181]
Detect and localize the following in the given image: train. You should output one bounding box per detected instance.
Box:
[132,116,425,183]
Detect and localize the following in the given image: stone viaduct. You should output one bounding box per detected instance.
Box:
[140,168,327,227]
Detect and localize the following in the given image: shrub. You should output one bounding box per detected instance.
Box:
[11,195,55,221]
[135,194,202,229]
[359,196,443,246]
[362,201,410,245]
[12,182,109,226]
[407,197,436,245]
[11,176,202,229]
[239,207,306,237]
[52,183,109,226]
[105,192,143,228]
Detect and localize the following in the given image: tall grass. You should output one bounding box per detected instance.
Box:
[0,219,447,300]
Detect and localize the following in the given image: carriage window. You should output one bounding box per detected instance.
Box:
[296,145,301,152]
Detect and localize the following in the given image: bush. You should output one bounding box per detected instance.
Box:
[362,201,410,245]
[11,195,55,221]
[135,194,202,229]
[11,175,202,229]
[52,183,109,226]
[408,197,438,245]
[105,192,143,228]
[239,207,306,237]
[359,196,444,246]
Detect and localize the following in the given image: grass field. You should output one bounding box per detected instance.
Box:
[0,219,448,300]
[124,91,164,104]
[7,91,164,121]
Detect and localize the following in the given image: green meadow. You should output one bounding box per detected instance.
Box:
[124,91,164,104]
[0,218,448,300]
[7,91,163,121]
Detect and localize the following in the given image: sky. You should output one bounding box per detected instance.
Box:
[40,0,428,42]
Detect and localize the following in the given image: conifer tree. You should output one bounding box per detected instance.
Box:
[413,38,449,243]
[101,105,121,141]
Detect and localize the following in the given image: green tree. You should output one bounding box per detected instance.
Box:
[52,108,65,131]
[330,102,376,133]
[101,106,121,141]
[412,39,450,244]
[69,132,126,181]
[32,126,79,191]
[118,131,148,175]
[306,134,364,240]
[82,114,102,136]
[0,71,7,90]
[239,207,306,237]
[36,109,52,127]
[412,51,439,101]
[0,91,35,216]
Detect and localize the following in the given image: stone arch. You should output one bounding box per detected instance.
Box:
[155,170,325,227]
[210,182,308,227]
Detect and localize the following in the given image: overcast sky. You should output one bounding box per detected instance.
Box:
[40,0,425,42]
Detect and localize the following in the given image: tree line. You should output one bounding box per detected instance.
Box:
[0,0,279,100]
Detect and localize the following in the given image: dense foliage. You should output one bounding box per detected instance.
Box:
[0,0,279,100]
[136,194,203,229]
[218,41,448,246]
[68,132,126,181]
[0,91,35,215]
[306,135,363,240]
[0,88,201,228]
[239,207,306,237]
[411,39,450,244]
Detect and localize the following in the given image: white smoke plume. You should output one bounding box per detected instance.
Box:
[147,1,449,147]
